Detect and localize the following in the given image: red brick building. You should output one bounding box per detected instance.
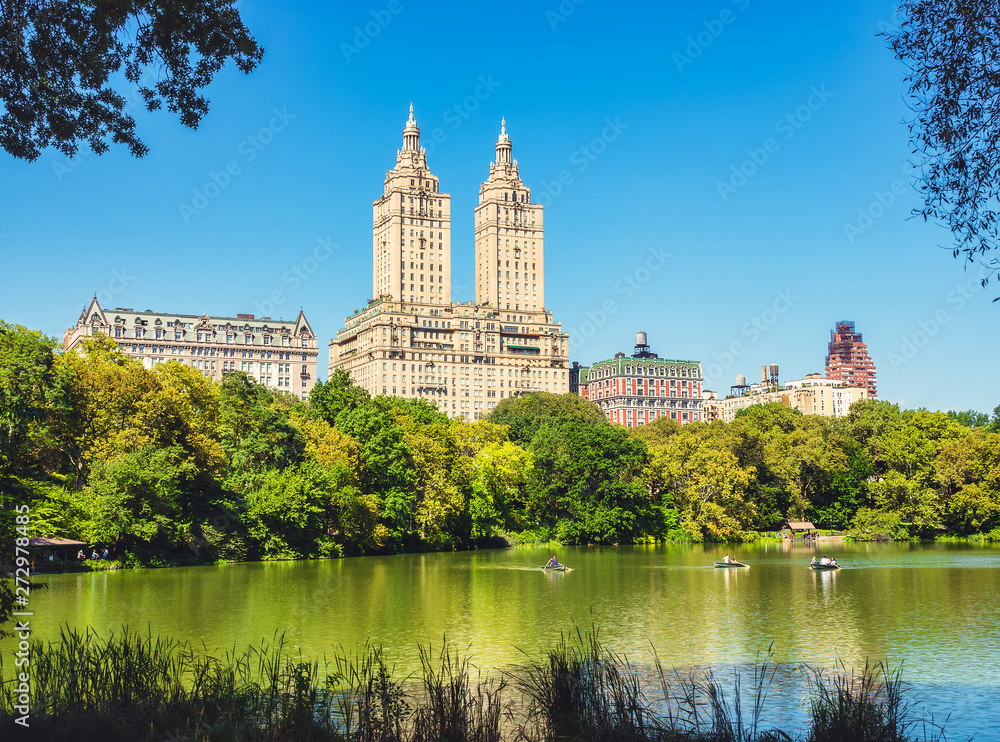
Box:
[825,321,877,399]
[576,332,703,427]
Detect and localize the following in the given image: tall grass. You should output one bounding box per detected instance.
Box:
[0,625,962,741]
[653,645,792,742]
[805,660,950,742]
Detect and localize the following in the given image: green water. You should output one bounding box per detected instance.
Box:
[10,541,1000,737]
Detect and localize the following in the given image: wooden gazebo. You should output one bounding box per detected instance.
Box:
[27,537,87,564]
[783,520,816,539]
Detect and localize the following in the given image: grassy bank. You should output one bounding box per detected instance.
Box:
[0,626,958,742]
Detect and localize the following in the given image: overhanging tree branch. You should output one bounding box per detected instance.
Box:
[0,0,263,161]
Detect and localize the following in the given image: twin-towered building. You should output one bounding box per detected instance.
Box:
[327,107,570,420]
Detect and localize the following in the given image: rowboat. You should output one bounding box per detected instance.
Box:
[810,563,840,570]
[542,564,567,571]
[713,561,749,568]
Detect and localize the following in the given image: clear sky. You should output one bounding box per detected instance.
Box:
[1,0,996,413]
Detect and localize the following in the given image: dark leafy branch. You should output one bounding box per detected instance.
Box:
[0,0,263,161]
[886,0,1000,290]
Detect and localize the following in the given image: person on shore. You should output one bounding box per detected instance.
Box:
[102,548,109,559]
[91,549,99,560]
[76,549,85,562]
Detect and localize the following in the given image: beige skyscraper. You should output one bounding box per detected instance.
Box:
[329,108,570,420]
[372,104,452,305]
[474,119,545,312]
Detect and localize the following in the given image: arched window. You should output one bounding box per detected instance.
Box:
[669,366,677,377]
[625,365,632,375]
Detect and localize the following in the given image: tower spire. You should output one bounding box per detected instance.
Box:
[496,117,512,165]
[402,103,420,151]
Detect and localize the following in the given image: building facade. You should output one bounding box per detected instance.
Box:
[825,320,877,399]
[704,373,867,423]
[65,296,320,398]
[576,332,704,427]
[328,108,570,420]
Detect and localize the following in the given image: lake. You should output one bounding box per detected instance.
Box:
[11,540,1000,739]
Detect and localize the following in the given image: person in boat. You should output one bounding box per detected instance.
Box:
[810,556,817,565]
[545,556,561,568]
[820,556,830,565]
[722,554,730,563]
[831,558,838,566]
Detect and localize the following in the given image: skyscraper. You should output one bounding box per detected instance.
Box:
[372,104,452,305]
[825,321,877,399]
[329,107,570,420]
[473,118,545,312]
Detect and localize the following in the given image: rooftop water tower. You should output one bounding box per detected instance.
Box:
[632,331,656,358]
[731,374,751,397]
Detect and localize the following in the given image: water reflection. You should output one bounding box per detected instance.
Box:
[7,542,1000,738]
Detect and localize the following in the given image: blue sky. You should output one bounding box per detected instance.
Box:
[1,0,996,413]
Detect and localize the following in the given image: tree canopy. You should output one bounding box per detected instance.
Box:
[3,322,1000,634]
[0,0,263,161]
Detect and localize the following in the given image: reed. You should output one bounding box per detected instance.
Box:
[652,646,791,742]
[508,625,661,742]
[0,624,962,742]
[804,660,950,742]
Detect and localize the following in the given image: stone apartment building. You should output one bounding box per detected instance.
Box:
[64,296,319,398]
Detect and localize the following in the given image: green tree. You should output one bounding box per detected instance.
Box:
[946,409,990,428]
[308,369,371,427]
[763,417,845,521]
[526,420,651,545]
[76,444,196,555]
[488,392,608,448]
[0,320,61,479]
[336,398,411,531]
[241,461,347,560]
[647,430,756,542]
[1,0,263,161]
[217,372,304,477]
[988,404,1000,434]
[849,507,908,541]
[451,421,533,541]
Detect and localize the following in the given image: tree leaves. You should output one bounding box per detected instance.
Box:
[887,1,1000,286]
[0,0,263,160]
